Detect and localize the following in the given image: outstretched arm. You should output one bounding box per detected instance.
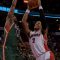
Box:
[5,0,17,33]
[22,9,31,34]
[38,0,46,20]
[38,0,47,29]
[8,0,18,15]
[6,0,17,22]
[22,0,40,34]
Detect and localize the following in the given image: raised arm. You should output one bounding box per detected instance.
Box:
[6,0,17,22]
[22,0,40,34]
[8,0,18,15]
[38,0,47,30]
[5,0,17,33]
[22,0,39,34]
[38,0,45,20]
[22,9,31,34]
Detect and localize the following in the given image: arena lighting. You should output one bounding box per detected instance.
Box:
[0,6,60,18]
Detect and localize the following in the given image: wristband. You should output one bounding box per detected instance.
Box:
[26,9,30,13]
[39,6,43,10]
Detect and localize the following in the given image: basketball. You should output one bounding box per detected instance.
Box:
[28,0,38,9]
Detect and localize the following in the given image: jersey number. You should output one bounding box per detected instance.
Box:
[32,38,35,43]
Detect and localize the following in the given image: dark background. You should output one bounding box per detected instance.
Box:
[0,0,60,13]
[0,0,60,29]
[0,0,60,60]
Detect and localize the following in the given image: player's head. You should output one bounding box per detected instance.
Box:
[34,21,42,31]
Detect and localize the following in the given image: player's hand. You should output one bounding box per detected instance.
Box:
[28,0,39,10]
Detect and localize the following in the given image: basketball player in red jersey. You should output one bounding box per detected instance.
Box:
[43,27,55,60]
[22,0,55,60]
